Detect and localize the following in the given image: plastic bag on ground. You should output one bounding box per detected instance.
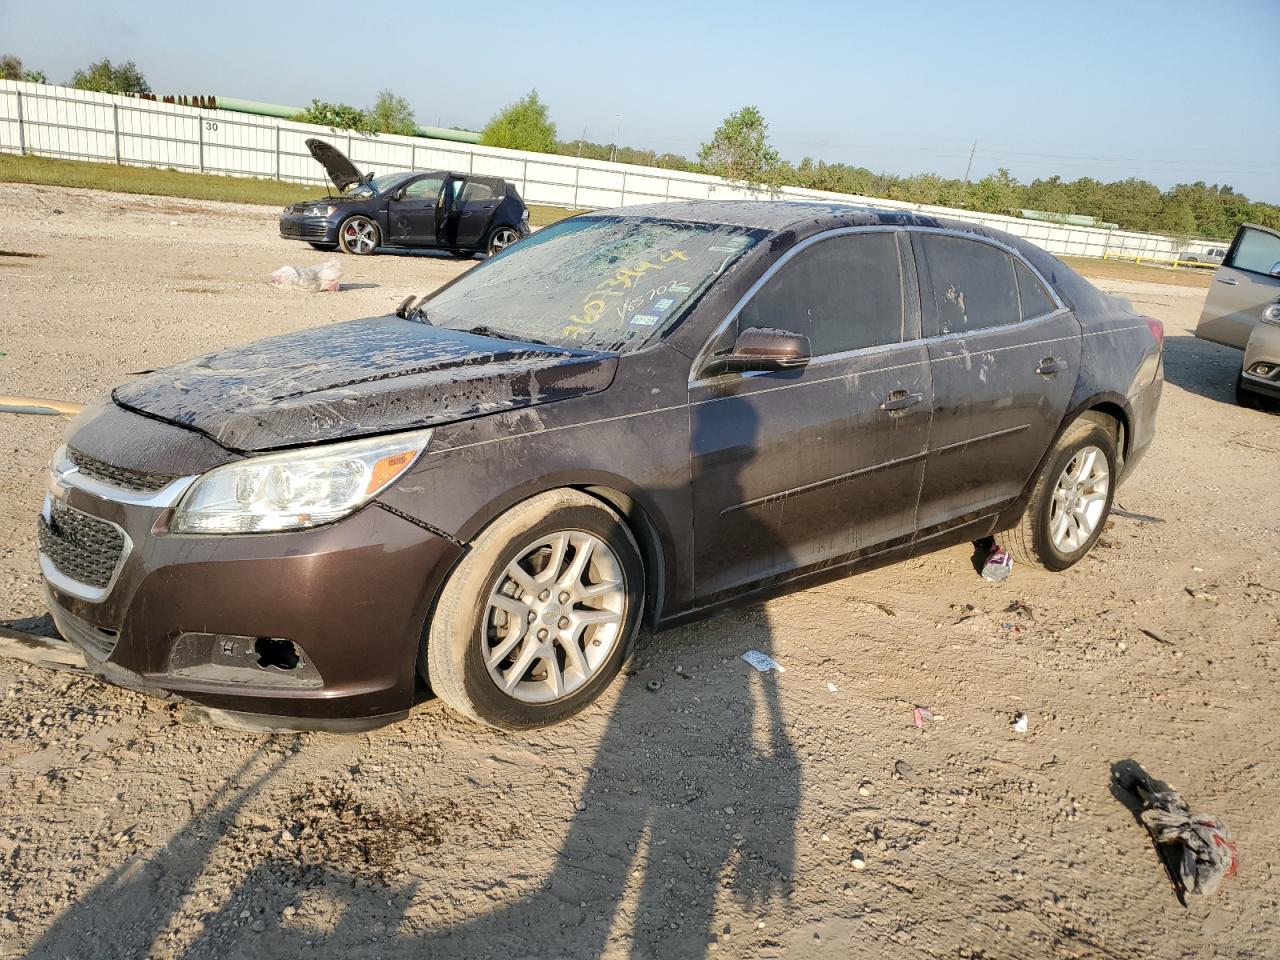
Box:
[271,259,343,292]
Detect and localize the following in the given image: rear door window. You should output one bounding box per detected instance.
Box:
[1014,259,1058,321]
[460,180,496,203]
[1228,227,1280,277]
[737,232,905,356]
[917,234,1021,336]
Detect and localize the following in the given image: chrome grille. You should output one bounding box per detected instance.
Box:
[66,447,176,493]
[37,501,126,590]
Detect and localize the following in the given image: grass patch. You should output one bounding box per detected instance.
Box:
[1065,255,1212,289]
[0,154,326,206]
[0,154,586,226]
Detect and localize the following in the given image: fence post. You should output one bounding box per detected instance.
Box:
[112,103,121,164]
[523,157,529,197]
[274,123,281,180]
[573,164,580,210]
[14,90,24,156]
[196,112,204,173]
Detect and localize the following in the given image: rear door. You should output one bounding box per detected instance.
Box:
[1196,225,1280,349]
[454,179,502,249]
[911,231,1081,535]
[689,230,933,600]
[385,174,445,245]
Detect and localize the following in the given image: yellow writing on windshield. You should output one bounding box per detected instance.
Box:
[565,249,688,336]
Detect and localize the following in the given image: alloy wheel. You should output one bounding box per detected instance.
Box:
[482,531,626,704]
[1049,444,1110,553]
[489,227,519,255]
[342,218,378,255]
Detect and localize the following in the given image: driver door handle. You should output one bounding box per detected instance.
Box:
[1036,357,1069,376]
[880,390,924,413]
[1217,277,1239,285]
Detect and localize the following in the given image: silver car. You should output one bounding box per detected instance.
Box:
[1194,223,1280,405]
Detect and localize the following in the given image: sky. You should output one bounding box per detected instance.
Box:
[3,0,1278,202]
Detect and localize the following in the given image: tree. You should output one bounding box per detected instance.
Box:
[293,99,377,134]
[698,106,781,185]
[69,58,149,94]
[1,54,46,83]
[965,167,1022,214]
[481,90,557,153]
[368,89,416,136]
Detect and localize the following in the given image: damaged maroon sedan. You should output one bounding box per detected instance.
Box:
[39,202,1163,730]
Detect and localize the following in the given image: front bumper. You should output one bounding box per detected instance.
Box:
[38,459,462,729]
[278,214,338,244]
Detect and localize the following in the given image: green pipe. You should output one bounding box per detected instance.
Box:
[413,124,481,144]
[212,96,481,143]
[213,96,298,119]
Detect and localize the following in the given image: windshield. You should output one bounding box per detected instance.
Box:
[420,216,766,353]
[345,172,411,198]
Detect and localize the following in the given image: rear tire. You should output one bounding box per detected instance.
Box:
[997,416,1117,571]
[485,226,520,257]
[424,489,645,729]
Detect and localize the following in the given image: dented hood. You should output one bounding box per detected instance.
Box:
[305,138,365,192]
[112,317,617,452]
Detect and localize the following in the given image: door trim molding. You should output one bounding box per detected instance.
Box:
[721,448,930,515]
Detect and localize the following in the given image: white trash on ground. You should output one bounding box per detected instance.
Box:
[271,259,343,292]
[740,650,785,673]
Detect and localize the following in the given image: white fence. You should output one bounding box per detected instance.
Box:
[1,79,1226,261]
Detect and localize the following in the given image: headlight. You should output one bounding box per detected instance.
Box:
[301,204,337,217]
[170,429,432,534]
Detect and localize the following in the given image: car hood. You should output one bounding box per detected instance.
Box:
[112,317,617,453]
[306,138,365,192]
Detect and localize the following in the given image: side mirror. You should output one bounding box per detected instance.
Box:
[1270,261,1280,278]
[701,326,811,378]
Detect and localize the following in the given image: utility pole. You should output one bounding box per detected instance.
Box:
[577,125,586,158]
[963,140,977,184]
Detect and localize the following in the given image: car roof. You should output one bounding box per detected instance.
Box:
[590,199,994,235]
[587,200,1113,316]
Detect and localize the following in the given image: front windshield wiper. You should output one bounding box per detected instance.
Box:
[466,325,548,346]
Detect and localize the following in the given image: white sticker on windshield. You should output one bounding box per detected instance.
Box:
[629,314,659,327]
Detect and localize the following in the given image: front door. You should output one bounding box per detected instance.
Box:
[910,231,1081,533]
[386,174,445,246]
[1196,225,1280,349]
[689,230,933,601]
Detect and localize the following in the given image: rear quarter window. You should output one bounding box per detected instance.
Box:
[1014,259,1059,320]
[917,234,1020,337]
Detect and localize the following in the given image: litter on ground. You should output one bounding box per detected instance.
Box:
[270,259,343,292]
[740,650,785,673]
[981,542,1013,582]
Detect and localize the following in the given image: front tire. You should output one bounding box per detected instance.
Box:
[997,416,1117,571]
[338,216,380,255]
[424,489,645,729]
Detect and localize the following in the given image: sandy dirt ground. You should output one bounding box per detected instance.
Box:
[0,184,1277,960]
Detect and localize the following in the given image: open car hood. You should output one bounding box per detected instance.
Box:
[305,138,365,192]
[112,317,617,453]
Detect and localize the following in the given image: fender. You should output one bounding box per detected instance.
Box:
[395,468,683,629]
[992,388,1134,534]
